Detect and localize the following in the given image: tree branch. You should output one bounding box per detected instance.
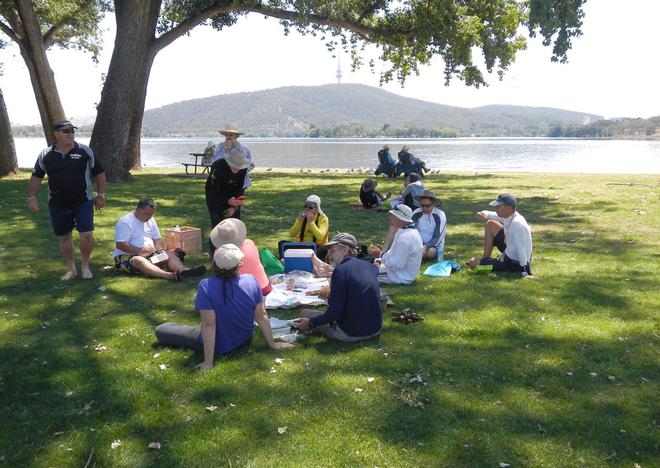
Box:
[152,3,234,53]
[43,0,97,46]
[0,18,21,44]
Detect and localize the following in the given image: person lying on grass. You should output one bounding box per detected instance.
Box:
[113,197,206,282]
[467,193,533,277]
[294,233,382,343]
[155,244,293,370]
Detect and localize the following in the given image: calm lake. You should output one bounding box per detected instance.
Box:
[13,137,660,174]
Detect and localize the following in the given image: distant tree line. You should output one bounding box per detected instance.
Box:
[548,116,659,138]
[305,123,458,138]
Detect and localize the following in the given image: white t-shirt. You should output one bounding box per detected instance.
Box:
[112,212,161,257]
[412,206,447,253]
[380,225,423,284]
[483,210,532,268]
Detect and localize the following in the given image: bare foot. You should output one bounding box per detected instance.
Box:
[81,267,93,280]
[467,257,481,269]
[60,270,77,281]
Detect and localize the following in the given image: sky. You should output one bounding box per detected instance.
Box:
[1,0,659,125]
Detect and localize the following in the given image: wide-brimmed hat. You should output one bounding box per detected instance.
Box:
[225,143,252,170]
[362,178,377,191]
[218,124,244,136]
[213,243,244,270]
[415,190,442,206]
[324,232,358,250]
[53,119,77,131]
[488,193,517,208]
[210,218,247,248]
[389,204,414,223]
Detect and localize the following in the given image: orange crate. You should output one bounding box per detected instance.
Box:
[164,226,202,253]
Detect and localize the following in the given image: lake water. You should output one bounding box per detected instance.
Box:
[13,137,660,174]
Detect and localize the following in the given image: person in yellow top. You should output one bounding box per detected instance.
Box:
[279,195,330,260]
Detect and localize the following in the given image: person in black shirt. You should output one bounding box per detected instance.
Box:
[27,120,106,280]
[359,178,391,209]
[205,143,251,229]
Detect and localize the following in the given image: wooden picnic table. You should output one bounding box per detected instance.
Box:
[181,152,211,174]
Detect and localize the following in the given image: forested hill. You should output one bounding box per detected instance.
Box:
[141,83,602,137]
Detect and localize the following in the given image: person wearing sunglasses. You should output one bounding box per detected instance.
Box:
[27,120,106,280]
[278,195,329,259]
[412,190,447,260]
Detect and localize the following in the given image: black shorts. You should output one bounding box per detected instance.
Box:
[494,228,506,253]
[49,199,94,236]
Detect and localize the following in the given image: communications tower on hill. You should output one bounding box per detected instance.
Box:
[336,56,342,84]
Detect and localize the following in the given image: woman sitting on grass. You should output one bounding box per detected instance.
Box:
[359,178,391,209]
[155,244,293,370]
[278,194,329,259]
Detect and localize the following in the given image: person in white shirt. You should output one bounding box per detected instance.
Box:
[412,190,447,260]
[113,197,206,281]
[467,193,532,276]
[371,204,423,284]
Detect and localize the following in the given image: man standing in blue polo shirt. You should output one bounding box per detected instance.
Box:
[295,233,382,342]
[27,120,106,280]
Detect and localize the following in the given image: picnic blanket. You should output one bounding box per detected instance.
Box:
[351,204,388,212]
[265,273,329,309]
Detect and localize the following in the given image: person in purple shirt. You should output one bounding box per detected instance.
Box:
[294,233,382,342]
[155,244,293,370]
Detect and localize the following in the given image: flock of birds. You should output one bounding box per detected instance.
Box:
[263,167,443,175]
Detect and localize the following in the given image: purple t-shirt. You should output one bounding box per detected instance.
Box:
[194,274,263,354]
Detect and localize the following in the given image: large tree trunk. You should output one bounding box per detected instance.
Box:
[15,0,65,145]
[0,87,19,176]
[89,0,161,182]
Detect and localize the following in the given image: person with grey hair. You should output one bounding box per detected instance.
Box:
[468,193,533,276]
[155,244,293,369]
[113,197,206,281]
[294,233,382,342]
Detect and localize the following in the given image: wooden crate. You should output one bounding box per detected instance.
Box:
[164,226,202,253]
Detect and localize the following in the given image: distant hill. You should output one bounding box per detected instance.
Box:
[141,84,602,138]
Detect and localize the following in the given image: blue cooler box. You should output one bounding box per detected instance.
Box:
[284,248,314,273]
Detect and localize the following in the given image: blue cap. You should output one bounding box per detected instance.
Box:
[489,193,517,207]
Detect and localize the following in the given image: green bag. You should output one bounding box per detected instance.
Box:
[259,247,284,275]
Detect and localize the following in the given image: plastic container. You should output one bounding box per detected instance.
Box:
[283,248,314,273]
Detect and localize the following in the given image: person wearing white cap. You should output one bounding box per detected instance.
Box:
[205,142,253,228]
[210,218,272,295]
[467,193,532,276]
[370,204,423,284]
[155,244,293,370]
[278,194,330,259]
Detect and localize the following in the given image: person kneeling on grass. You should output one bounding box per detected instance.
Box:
[360,178,391,209]
[155,244,293,370]
[113,197,206,281]
[467,193,533,276]
[294,233,382,343]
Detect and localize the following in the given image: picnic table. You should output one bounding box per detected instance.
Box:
[181,152,211,174]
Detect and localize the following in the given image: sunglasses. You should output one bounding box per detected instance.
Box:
[59,129,75,134]
[420,203,433,208]
[304,204,316,210]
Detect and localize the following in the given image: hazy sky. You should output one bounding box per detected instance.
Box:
[2,0,659,125]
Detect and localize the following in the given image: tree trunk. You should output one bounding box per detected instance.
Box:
[0,87,19,176]
[89,0,161,182]
[15,0,65,145]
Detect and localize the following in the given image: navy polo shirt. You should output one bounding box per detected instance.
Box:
[32,142,104,209]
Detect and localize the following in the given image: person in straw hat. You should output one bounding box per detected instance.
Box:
[210,218,272,295]
[155,243,294,370]
[210,124,254,189]
[205,143,253,228]
[412,190,447,260]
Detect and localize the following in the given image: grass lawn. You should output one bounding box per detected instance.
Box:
[0,168,658,467]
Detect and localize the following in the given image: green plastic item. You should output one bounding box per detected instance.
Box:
[473,264,493,274]
[259,248,285,275]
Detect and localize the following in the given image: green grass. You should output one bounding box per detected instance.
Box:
[1,168,658,467]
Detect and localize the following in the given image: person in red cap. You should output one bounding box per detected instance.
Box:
[27,120,106,280]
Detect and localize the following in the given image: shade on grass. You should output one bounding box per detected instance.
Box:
[0,169,658,467]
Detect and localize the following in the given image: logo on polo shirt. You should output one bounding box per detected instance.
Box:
[69,153,82,160]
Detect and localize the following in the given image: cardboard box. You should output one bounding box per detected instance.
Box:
[164,226,202,253]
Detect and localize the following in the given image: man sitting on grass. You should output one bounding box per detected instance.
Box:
[467,193,533,276]
[370,204,423,284]
[295,233,382,342]
[113,197,206,281]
